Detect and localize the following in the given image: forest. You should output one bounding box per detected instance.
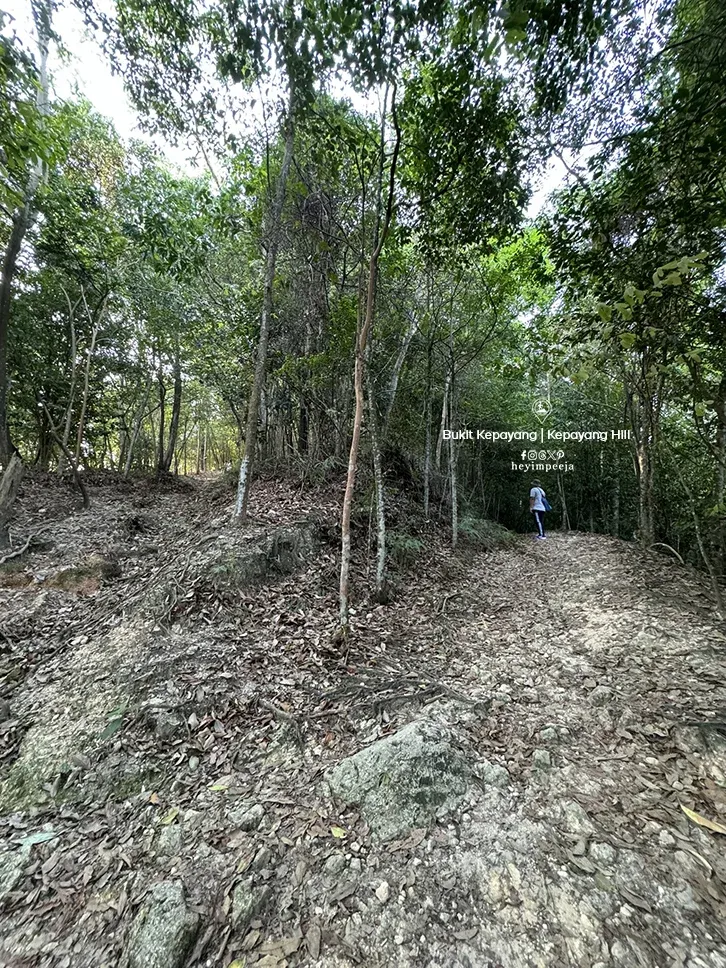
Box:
[1,1,726,967]
[2,0,725,586]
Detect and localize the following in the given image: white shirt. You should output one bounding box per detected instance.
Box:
[530,486,546,512]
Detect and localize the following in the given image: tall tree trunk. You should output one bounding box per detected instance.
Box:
[235,89,296,521]
[423,343,433,520]
[161,353,182,472]
[435,376,450,472]
[383,312,417,428]
[611,456,620,538]
[635,437,654,545]
[339,97,402,633]
[366,372,387,601]
[447,315,457,549]
[156,368,166,474]
[448,375,458,550]
[74,294,104,466]
[0,3,51,466]
[58,286,81,474]
[124,378,153,477]
[560,472,571,530]
[449,432,458,549]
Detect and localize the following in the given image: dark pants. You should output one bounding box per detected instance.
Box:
[532,510,545,536]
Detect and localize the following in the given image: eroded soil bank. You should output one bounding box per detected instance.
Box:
[1,474,725,968]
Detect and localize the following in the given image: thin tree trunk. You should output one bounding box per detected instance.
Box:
[557,471,570,530]
[449,434,458,549]
[423,349,432,520]
[636,437,654,545]
[383,312,417,428]
[339,96,402,633]
[235,89,296,521]
[124,378,153,477]
[435,376,450,472]
[367,373,387,601]
[59,286,81,474]
[74,292,105,466]
[156,368,167,474]
[448,313,457,549]
[611,456,620,538]
[162,353,182,472]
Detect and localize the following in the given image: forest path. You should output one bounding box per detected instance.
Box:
[426,530,726,967]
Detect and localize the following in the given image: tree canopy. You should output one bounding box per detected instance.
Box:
[1,0,725,601]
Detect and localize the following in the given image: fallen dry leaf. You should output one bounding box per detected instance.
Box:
[681,805,726,836]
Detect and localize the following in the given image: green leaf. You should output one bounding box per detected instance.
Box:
[614,303,632,321]
[99,717,124,741]
[619,333,636,349]
[161,807,180,825]
[330,826,347,838]
[596,302,612,323]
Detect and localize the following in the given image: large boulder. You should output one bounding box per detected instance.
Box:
[326,720,472,842]
[128,881,199,968]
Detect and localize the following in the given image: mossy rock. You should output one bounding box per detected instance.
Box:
[326,720,473,842]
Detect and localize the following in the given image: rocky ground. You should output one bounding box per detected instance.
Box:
[0,471,725,968]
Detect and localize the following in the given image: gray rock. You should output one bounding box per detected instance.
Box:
[589,842,617,868]
[157,823,183,856]
[232,876,272,933]
[153,711,184,741]
[560,800,596,835]
[532,749,552,769]
[323,853,347,876]
[251,846,272,871]
[228,802,265,831]
[590,685,613,706]
[326,720,471,843]
[375,881,390,903]
[538,726,558,742]
[474,760,510,789]
[128,881,199,968]
[0,845,29,901]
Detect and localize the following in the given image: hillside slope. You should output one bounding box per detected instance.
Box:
[0,475,725,968]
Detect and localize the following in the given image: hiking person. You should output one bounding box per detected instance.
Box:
[529,478,548,539]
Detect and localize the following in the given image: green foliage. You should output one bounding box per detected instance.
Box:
[388,531,424,568]
[457,516,516,550]
[0,10,48,212]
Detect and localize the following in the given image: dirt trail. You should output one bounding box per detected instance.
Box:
[429,531,726,967]
[1,479,725,968]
